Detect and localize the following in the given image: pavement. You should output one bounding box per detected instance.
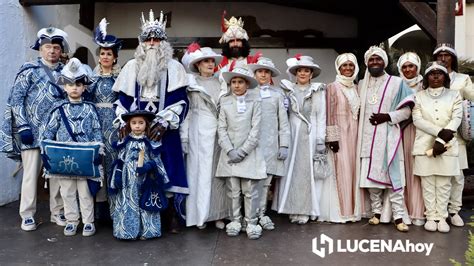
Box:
[0,200,472,265]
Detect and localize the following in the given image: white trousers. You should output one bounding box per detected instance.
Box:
[19,149,63,218]
[58,179,94,224]
[422,175,452,220]
[227,177,259,224]
[368,188,405,220]
[448,172,464,214]
[257,174,273,217]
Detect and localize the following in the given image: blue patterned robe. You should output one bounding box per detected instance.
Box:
[109,135,169,240]
[0,58,65,160]
[87,73,119,197]
[42,100,103,143]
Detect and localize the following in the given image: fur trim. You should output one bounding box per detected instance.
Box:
[325,125,341,142]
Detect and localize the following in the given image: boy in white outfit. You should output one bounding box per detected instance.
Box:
[248,57,290,230]
[216,67,267,239]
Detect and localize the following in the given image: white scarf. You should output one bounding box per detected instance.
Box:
[334,53,360,119]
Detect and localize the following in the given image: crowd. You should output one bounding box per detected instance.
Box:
[1,9,472,241]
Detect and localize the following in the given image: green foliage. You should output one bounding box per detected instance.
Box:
[451,215,474,265]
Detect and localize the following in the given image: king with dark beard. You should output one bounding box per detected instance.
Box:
[112,9,189,233]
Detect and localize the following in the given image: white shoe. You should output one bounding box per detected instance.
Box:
[259,216,275,230]
[437,219,450,233]
[449,213,464,227]
[50,214,67,226]
[246,224,263,240]
[215,220,225,230]
[297,215,309,225]
[289,214,298,224]
[197,224,207,230]
[64,223,78,236]
[411,219,425,226]
[226,221,242,237]
[21,217,37,231]
[82,223,96,236]
[424,220,437,232]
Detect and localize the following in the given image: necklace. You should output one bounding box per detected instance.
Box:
[426,87,446,99]
[366,76,385,105]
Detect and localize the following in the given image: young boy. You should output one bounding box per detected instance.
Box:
[41,58,103,236]
[215,67,267,240]
[248,57,290,230]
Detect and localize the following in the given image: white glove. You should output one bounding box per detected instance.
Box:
[182,142,189,154]
[228,149,244,163]
[315,144,326,154]
[277,147,288,160]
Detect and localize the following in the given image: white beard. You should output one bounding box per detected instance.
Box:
[135,41,173,90]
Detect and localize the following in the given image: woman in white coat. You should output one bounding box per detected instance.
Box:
[274,55,326,225]
[412,62,462,233]
[180,43,228,229]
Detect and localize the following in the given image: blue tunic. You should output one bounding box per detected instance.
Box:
[110,135,169,240]
[0,58,65,160]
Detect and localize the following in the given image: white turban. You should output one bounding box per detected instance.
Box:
[364,46,388,68]
[335,53,359,87]
[397,52,423,88]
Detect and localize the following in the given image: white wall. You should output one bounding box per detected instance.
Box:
[455,2,473,59]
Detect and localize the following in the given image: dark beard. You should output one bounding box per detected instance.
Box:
[368,67,384,77]
[221,39,251,59]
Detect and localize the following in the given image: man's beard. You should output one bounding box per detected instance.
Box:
[229,46,245,59]
[368,66,384,77]
[135,41,173,88]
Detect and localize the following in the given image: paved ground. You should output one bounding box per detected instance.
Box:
[0,200,472,265]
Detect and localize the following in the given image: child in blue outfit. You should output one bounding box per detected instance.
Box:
[41,58,103,237]
[109,110,169,240]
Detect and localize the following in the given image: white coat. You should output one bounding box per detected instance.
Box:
[216,90,267,180]
[274,80,326,216]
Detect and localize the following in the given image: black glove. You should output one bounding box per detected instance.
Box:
[369,113,391,126]
[437,129,455,143]
[136,161,155,175]
[19,129,34,145]
[328,141,339,153]
[433,141,447,157]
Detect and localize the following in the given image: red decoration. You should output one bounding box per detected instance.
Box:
[455,0,463,16]
[186,42,201,53]
[221,10,228,33]
[247,51,262,64]
[294,53,302,60]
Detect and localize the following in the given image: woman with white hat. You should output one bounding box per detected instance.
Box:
[215,67,266,239]
[180,43,228,230]
[318,53,364,223]
[274,55,326,224]
[397,52,426,226]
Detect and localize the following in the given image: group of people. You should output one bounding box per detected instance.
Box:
[1,9,472,241]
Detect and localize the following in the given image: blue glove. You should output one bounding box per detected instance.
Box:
[41,153,51,170]
[19,129,34,145]
[136,161,155,175]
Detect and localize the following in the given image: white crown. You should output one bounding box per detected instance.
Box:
[139,9,167,41]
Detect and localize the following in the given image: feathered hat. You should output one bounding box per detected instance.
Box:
[58,58,92,85]
[248,56,281,77]
[219,11,249,44]
[222,67,258,89]
[139,9,167,42]
[31,27,70,53]
[181,42,223,73]
[286,54,321,79]
[93,18,122,50]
